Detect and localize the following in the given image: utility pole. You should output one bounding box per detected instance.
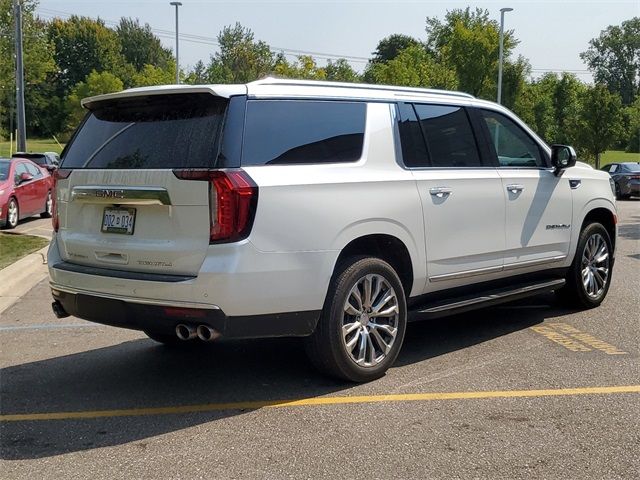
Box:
[170,2,182,84]
[14,0,26,151]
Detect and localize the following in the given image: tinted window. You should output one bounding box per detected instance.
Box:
[62,94,227,169]
[397,103,429,168]
[480,109,545,168]
[242,100,366,166]
[413,104,482,168]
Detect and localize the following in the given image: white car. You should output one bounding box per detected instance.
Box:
[48,78,617,382]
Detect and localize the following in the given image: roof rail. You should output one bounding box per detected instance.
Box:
[249,77,475,99]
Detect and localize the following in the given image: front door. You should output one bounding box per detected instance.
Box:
[476,108,573,268]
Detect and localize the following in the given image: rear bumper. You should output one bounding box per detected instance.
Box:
[51,286,319,339]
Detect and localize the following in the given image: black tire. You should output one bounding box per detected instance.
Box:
[614,182,622,200]
[556,222,613,309]
[3,197,19,229]
[305,256,407,382]
[144,330,185,346]
[41,191,52,218]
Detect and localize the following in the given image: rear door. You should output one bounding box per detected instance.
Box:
[56,93,230,276]
[398,102,505,287]
[475,108,573,267]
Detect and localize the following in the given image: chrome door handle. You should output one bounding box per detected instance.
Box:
[507,184,524,193]
[429,187,452,198]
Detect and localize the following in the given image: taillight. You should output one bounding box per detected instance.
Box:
[629,175,640,180]
[173,169,258,243]
[52,169,72,232]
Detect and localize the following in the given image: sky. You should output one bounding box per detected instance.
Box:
[35,0,640,81]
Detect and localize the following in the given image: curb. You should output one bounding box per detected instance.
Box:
[0,245,49,316]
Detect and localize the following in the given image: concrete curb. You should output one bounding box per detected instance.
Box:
[0,245,49,316]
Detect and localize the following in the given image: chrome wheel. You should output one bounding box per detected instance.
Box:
[7,199,18,227]
[341,274,399,367]
[581,233,610,299]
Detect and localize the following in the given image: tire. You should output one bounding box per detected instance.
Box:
[556,222,613,309]
[144,330,185,346]
[3,197,19,229]
[614,182,622,200]
[41,191,52,218]
[305,257,407,382]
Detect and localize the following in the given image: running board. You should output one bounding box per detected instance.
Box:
[410,278,566,320]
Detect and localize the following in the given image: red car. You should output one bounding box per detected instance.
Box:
[0,157,54,229]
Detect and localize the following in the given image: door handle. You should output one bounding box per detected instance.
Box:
[506,184,524,193]
[429,187,452,198]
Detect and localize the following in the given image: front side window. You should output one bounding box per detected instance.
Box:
[413,104,483,168]
[25,163,42,177]
[480,109,545,168]
[242,100,366,166]
[14,163,28,184]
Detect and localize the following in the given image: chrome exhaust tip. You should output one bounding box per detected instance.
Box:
[175,324,197,341]
[196,324,221,342]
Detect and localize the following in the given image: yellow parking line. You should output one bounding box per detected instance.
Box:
[1,385,638,422]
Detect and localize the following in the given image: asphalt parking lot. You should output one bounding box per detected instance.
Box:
[1,201,638,479]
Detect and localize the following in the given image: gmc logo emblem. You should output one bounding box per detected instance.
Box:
[96,189,125,199]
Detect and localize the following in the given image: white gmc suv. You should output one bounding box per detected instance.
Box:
[48,78,617,382]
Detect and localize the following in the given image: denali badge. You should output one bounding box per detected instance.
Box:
[546,224,571,230]
[96,189,125,199]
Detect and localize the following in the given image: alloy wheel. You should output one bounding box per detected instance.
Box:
[341,274,399,367]
[46,192,53,215]
[581,233,610,299]
[8,199,18,227]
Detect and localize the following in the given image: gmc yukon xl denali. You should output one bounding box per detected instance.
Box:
[48,78,617,382]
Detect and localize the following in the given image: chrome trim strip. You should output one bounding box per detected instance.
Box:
[503,255,567,271]
[429,255,567,282]
[429,265,503,282]
[71,186,172,205]
[50,283,220,310]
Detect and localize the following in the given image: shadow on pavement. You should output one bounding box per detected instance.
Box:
[1,294,568,460]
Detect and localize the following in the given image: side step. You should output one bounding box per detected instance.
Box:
[410,278,565,320]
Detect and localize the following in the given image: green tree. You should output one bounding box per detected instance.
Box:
[367,45,457,90]
[66,70,123,131]
[116,17,172,72]
[499,55,531,110]
[131,61,176,87]
[207,23,275,83]
[370,34,421,64]
[273,54,326,80]
[184,60,208,84]
[572,85,624,168]
[325,59,360,82]
[581,17,640,106]
[552,73,586,145]
[425,7,518,97]
[622,97,640,152]
[48,16,121,95]
[0,0,56,138]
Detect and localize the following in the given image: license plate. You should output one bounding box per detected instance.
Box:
[101,208,136,235]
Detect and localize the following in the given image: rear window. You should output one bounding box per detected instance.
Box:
[242,100,366,166]
[61,93,227,169]
[622,163,640,172]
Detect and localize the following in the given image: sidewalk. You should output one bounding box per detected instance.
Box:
[0,245,49,315]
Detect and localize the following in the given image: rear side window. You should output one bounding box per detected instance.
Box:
[413,104,483,168]
[62,93,227,169]
[242,100,366,166]
[622,163,640,172]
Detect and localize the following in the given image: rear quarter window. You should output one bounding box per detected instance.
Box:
[241,100,366,166]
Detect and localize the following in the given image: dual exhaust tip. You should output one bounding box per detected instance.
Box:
[175,324,220,342]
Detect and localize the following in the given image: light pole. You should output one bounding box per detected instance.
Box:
[497,7,513,104]
[170,2,182,84]
[14,0,26,151]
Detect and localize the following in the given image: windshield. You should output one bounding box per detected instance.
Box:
[0,160,9,182]
[62,93,228,169]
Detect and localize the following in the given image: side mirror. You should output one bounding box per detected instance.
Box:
[46,165,57,172]
[19,172,34,183]
[551,145,577,175]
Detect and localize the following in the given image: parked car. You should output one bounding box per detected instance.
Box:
[601,162,640,199]
[1,157,54,229]
[12,152,59,173]
[48,79,617,382]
